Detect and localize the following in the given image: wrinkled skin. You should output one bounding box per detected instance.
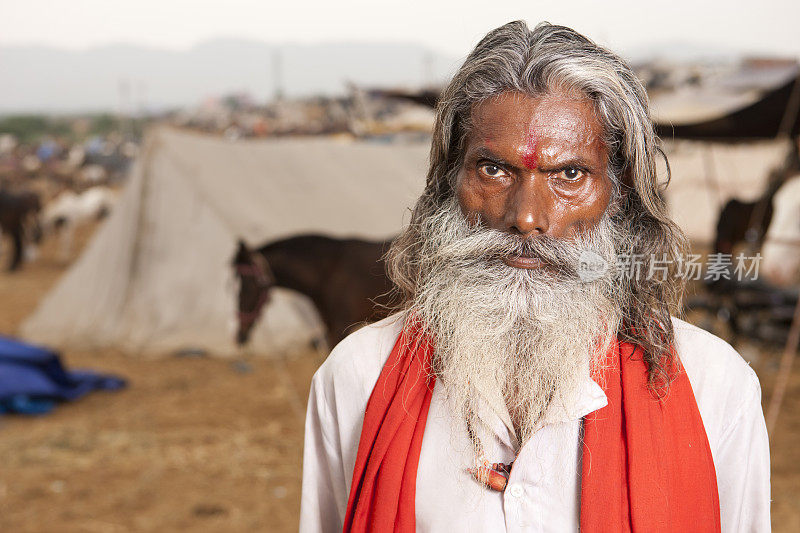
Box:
[456,91,613,269]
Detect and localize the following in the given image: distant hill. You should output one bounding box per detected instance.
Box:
[0,39,461,115]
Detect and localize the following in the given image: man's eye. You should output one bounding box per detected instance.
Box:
[558,167,585,181]
[479,164,505,178]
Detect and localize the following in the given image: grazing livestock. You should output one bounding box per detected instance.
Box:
[232,235,395,349]
[0,190,41,270]
[40,187,117,260]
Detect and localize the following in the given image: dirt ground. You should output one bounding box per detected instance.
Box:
[0,225,798,532]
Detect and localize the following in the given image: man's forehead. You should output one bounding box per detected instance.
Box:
[469,91,604,144]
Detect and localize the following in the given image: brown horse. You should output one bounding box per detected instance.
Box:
[231,234,395,349]
[0,190,41,270]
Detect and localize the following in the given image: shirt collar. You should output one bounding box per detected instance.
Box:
[543,376,608,424]
[472,374,608,450]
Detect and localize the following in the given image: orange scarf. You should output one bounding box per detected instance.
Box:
[343,322,720,532]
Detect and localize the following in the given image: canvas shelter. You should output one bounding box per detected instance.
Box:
[652,65,800,140]
[21,127,429,356]
[661,138,792,245]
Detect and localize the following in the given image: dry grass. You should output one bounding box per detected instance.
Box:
[0,223,797,531]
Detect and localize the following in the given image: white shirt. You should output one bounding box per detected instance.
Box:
[299,313,771,532]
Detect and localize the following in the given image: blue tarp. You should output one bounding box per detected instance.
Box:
[0,336,126,415]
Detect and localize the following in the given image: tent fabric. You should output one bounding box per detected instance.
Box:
[0,335,126,415]
[21,127,429,356]
[661,139,790,245]
[654,74,800,139]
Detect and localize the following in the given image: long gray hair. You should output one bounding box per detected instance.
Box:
[387,21,689,388]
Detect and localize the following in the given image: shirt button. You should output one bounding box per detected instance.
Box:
[507,484,524,498]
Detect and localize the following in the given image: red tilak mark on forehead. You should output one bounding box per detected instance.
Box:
[521,129,538,170]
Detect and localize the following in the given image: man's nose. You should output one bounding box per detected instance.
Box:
[504,178,550,238]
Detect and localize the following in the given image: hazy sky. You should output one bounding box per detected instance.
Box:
[2,0,799,58]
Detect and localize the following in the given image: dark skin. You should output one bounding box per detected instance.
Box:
[456,90,614,269]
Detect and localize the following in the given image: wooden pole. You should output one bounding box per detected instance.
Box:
[766,294,800,435]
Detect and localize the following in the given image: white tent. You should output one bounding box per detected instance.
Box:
[21,127,429,356]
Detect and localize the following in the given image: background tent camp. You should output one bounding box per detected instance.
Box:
[20,127,429,355]
[20,124,796,356]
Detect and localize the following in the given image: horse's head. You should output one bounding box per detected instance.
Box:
[231,239,276,345]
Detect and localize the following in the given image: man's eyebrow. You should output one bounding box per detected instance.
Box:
[467,147,601,171]
[539,155,598,170]
[468,146,513,167]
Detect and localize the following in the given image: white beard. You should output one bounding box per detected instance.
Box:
[409,197,623,443]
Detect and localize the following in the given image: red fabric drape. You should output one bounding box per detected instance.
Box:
[343,323,436,532]
[343,323,720,532]
[580,341,721,532]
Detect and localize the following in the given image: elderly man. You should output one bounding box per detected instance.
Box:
[300,21,770,532]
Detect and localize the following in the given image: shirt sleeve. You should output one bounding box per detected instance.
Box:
[715,375,771,532]
[299,372,349,533]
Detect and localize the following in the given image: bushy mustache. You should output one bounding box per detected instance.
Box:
[423,211,596,278]
[412,197,622,443]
